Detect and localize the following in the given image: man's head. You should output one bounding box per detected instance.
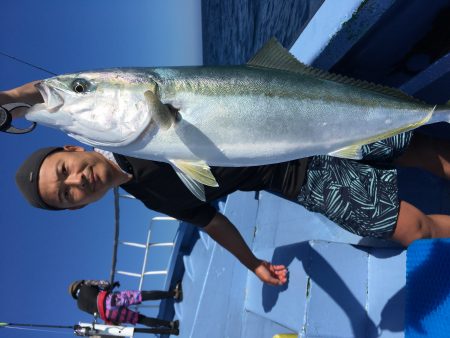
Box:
[16,146,131,210]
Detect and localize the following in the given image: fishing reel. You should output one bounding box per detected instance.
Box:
[0,103,36,134]
[74,324,98,337]
[74,314,100,337]
[73,323,135,337]
[74,313,135,337]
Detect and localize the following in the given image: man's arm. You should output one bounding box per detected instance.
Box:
[203,212,287,286]
[0,81,43,118]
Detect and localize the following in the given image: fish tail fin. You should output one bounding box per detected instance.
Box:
[430,101,450,124]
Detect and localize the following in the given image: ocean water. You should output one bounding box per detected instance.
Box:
[201,0,324,65]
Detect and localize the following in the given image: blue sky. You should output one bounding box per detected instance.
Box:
[0,1,202,337]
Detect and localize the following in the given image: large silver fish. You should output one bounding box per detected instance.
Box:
[26,39,450,200]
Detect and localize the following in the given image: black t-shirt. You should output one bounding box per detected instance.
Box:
[116,155,309,227]
[77,285,100,315]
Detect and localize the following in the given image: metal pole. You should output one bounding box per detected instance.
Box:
[76,323,135,337]
[0,322,73,329]
[110,187,121,284]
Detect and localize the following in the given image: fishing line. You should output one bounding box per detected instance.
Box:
[3,326,73,335]
[0,50,57,76]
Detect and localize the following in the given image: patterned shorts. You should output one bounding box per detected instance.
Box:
[105,290,142,325]
[297,132,413,238]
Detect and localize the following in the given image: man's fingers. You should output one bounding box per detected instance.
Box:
[270,264,288,285]
[269,264,287,274]
[267,278,282,286]
[256,261,288,285]
[265,275,285,286]
[271,264,286,270]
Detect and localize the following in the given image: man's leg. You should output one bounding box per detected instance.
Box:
[394,132,450,180]
[141,290,174,301]
[137,314,178,328]
[392,200,450,246]
[135,327,179,336]
[141,281,182,301]
[108,290,142,307]
[106,307,179,331]
[297,133,450,243]
[297,155,400,239]
[137,314,179,334]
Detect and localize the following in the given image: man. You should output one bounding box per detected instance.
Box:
[14,144,290,285]
[4,82,450,286]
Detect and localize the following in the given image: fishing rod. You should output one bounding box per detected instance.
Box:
[0,320,134,337]
[74,322,174,336]
[0,50,57,76]
[0,321,74,335]
[75,314,175,337]
[5,321,166,337]
[0,321,73,329]
[1,317,163,337]
[0,50,56,134]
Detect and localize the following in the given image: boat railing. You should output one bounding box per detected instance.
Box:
[109,189,178,309]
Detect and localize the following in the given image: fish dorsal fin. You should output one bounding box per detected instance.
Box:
[248,38,423,104]
[247,37,308,73]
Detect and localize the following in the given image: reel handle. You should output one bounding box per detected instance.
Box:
[0,104,36,134]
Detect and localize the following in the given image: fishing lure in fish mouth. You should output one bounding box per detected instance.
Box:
[0,103,36,134]
[24,38,450,201]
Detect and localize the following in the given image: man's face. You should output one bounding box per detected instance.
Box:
[38,146,119,209]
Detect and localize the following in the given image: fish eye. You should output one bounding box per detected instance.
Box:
[71,79,90,94]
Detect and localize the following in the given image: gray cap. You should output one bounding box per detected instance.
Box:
[15,147,63,210]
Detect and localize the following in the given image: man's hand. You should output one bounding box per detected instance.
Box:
[204,213,288,287]
[254,260,288,286]
[0,81,43,119]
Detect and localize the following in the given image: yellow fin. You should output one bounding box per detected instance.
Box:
[329,108,434,159]
[328,144,363,160]
[171,165,206,201]
[247,37,308,74]
[247,38,424,104]
[170,159,219,188]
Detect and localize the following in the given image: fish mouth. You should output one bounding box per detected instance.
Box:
[29,81,65,113]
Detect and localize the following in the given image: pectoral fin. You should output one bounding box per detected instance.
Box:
[169,159,219,201]
[170,159,219,187]
[144,90,175,130]
[328,145,363,160]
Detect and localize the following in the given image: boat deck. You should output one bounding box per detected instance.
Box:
[170,191,405,338]
[142,1,450,337]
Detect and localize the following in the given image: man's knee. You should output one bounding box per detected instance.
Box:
[392,201,431,246]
